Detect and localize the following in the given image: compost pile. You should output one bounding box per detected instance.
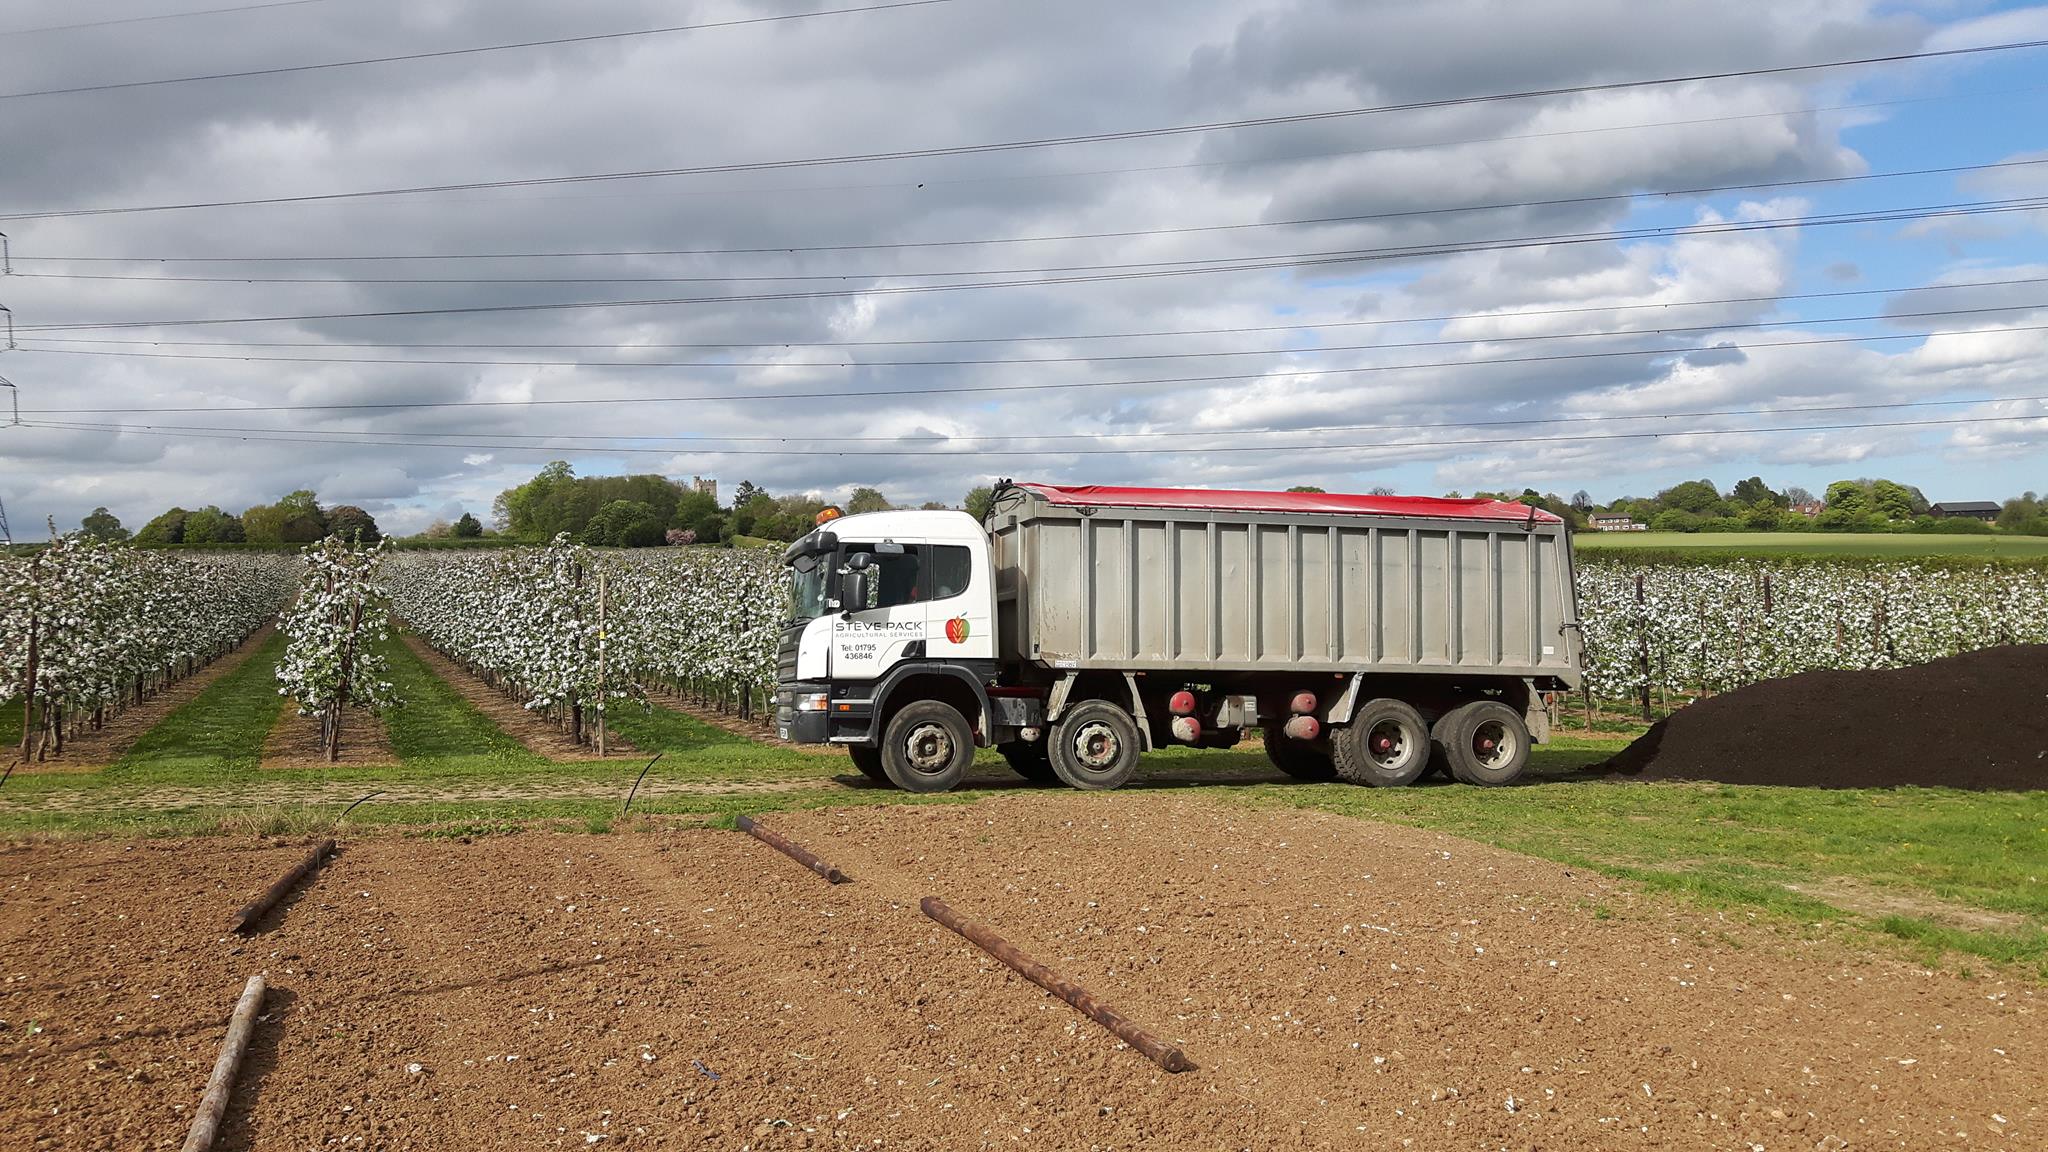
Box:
[1602,644,2048,790]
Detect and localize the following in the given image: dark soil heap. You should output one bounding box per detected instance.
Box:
[1602,644,2048,790]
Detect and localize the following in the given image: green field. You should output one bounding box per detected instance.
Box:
[2,638,2042,978]
[1574,531,2048,558]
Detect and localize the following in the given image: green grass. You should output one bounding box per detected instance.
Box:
[1574,531,2048,558]
[108,630,290,782]
[379,635,548,773]
[1233,738,2048,976]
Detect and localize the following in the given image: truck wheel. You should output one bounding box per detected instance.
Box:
[1330,699,1430,787]
[1262,726,1336,781]
[847,745,892,786]
[880,701,974,793]
[998,741,1058,785]
[1049,701,1141,791]
[1441,701,1530,786]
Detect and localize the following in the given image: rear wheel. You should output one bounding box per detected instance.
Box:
[1049,700,1142,791]
[881,701,974,793]
[847,745,892,786]
[1262,726,1336,781]
[1330,698,1430,787]
[1440,701,1530,786]
[998,741,1059,784]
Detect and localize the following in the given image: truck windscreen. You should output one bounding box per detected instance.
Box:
[788,553,831,623]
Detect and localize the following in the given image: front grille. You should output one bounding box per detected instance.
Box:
[776,622,803,683]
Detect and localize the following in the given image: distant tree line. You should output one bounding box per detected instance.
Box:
[1574,476,2047,535]
[81,491,388,547]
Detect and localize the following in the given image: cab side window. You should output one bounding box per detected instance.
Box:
[843,543,972,608]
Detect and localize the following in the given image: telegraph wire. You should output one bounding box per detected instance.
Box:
[22,273,2048,351]
[5,36,2045,218]
[0,0,326,37]
[23,322,2048,415]
[27,392,2048,446]
[17,414,2034,457]
[0,0,964,102]
[20,198,2048,332]
[20,302,2047,370]
[16,84,2048,222]
[19,156,2048,264]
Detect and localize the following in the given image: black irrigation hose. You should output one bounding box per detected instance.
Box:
[622,752,664,814]
[339,789,383,820]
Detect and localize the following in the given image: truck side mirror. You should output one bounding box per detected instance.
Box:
[840,553,873,613]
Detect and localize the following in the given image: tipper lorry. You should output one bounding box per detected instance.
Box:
[776,481,1583,792]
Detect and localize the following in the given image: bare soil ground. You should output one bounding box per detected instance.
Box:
[1,795,2037,1150]
[7,629,274,773]
[260,705,395,769]
[399,633,636,762]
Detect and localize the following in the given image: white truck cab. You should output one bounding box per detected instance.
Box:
[776,511,1002,786]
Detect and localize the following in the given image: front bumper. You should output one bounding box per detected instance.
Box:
[776,681,832,744]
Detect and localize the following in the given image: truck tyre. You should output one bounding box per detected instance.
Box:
[880,701,974,793]
[1262,726,1336,781]
[1049,700,1142,791]
[998,741,1058,785]
[847,745,892,786]
[1440,701,1531,786]
[1330,698,1430,787]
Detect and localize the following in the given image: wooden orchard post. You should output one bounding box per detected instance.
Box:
[596,570,607,757]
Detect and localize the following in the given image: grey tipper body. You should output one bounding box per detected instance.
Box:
[990,487,1582,683]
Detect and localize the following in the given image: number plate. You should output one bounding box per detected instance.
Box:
[777,725,790,741]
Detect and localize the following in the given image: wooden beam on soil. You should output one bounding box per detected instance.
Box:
[229,839,335,934]
[180,974,267,1152]
[919,896,1194,1073]
[734,814,850,884]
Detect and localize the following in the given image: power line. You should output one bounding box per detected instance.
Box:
[6,36,2045,220]
[17,414,2031,457]
[20,156,2047,265]
[24,321,2048,415]
[17,84,2046,222]
[0,0,963,102]
[31,392,2047,446]
[22,274,2048,351]
[21,194,2048,285]
[22,198,2048,332]
[21,302,2046,370]
[0,0,326,37]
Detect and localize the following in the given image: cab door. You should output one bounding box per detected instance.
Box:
[829,540,929,684]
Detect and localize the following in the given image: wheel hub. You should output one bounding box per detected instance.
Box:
[1073,720,1121,769]
[905,722,954,772]
[1367,719,1407,767]
[1471,720,1511,768]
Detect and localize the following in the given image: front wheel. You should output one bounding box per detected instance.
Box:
[1439,701,1531,786]
[1330,698,1431,787]
[1262,726,1336,781]
[847,745,892,786]
[1049,700,1142,791]
[881,701,975,793]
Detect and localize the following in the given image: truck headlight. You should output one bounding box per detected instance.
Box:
[795,692,830,712]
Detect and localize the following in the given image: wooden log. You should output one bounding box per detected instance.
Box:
[734,814,849,884]
[920,896,1194,1073]
[229,840,335,934]
[180,975,267,1152]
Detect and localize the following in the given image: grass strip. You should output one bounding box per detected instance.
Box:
[108,630,289,783]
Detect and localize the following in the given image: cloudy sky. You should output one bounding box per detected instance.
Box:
[2,0,2045,536]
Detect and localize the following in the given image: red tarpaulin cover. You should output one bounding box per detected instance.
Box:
[1016,483,1562,524]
